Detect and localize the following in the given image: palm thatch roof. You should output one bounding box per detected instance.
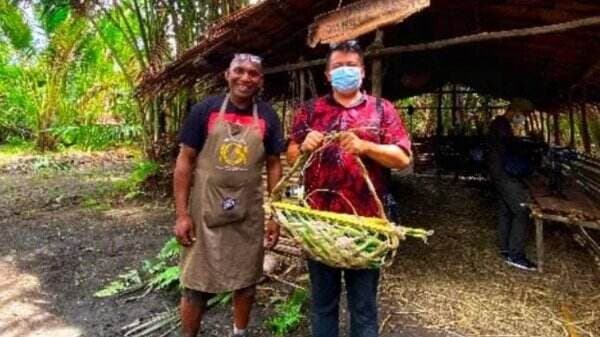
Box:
[137,0,600,107]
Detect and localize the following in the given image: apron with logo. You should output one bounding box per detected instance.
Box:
[180,95,266,293]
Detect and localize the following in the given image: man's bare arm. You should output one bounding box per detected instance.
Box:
[174,145,198,216]
[173,145,198,246]
[266,154,283,193]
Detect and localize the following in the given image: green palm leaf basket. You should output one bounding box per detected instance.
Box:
[268,133,433,269]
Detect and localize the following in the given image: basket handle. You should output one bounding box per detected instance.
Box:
[304,189,359,217]
[269,131,387,220]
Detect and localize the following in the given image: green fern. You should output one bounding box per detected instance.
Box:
[94,270,142,298]
[265,289,308,336]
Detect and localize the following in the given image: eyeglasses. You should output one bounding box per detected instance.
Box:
[329,40,360,50]
[233,53,263,65]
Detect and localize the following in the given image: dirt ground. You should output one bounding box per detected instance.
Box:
[0,151,598,337]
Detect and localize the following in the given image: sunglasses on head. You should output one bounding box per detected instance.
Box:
[233,53,263,65]
[329,40,360,50]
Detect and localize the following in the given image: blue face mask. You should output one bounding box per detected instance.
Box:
[329,66,362,93]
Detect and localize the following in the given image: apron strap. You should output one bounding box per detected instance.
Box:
[218,94,230,120]
[219,93,260,141]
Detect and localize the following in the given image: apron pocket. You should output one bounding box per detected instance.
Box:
[202,182,249,228]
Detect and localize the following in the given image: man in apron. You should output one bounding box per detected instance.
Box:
[173,53,284,337]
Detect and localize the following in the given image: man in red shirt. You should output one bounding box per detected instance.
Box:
[287,41,412,337]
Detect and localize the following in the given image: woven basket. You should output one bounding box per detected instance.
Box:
[268,133,432,269]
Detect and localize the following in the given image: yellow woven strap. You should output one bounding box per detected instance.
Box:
[272,201,399,236]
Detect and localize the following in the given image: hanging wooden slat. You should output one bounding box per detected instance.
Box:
[307,0,430,47]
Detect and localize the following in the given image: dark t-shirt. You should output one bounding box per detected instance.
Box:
[488,115,514,178]
[178,95,285,155]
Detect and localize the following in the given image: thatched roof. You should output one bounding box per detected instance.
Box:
[137,0,600,107]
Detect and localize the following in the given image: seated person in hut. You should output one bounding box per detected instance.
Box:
[287,40,412,337]
[487,101,537,271]
[173,53,284,337]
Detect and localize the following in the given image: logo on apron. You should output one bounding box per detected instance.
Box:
[217,138,249,171]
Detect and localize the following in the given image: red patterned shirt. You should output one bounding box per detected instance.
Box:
[291,94,411,217]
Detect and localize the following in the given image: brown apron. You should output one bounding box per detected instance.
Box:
[180,95,266,293]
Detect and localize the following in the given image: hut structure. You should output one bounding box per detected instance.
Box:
[138,0,600,272]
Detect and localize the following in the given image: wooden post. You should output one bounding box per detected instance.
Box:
[546,111,552,144]
[370,30,384,97]
[451,84,458,129]
[527,112,535,134]
[535,217,544,273]
[281,99,288,139]
[569,94,576,148]
[540,111,546,141]
[553,108,560,146]
[299,69,306,104]
[436,87,443,136]
[581,101,592,153]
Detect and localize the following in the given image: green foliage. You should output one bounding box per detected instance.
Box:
[207,292,233,307]
[0,0,33,51]
[0,137,33,154]
[147,265,181,290]
[265,289,308,336]
[40,2,71,34]
[50,124,141,150]
[114,159,159,198]
[158,237,183,260]
[142,238,182,290]
[95,237,183,298]
[94,269,142,298]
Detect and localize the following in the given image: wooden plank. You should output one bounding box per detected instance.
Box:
[307,0,430,47]
[525,175,600,220]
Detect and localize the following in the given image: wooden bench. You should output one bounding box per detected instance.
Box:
[524,151,600,272]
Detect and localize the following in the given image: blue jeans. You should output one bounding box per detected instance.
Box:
[307,259,379,337]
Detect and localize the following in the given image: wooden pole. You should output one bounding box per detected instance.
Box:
[569,93,576,148]
[370,30,384,97]
[546,111,552,144]
[526,113,534,135]
[553,108,560,146]
[581,101,592,154]
[281,98,288,138]
[539,111,546,140]
[436,87,443,136]
[451,84,458,129]
[299,69,306,104]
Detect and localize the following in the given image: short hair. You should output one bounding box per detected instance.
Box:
[326,40,364,68]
